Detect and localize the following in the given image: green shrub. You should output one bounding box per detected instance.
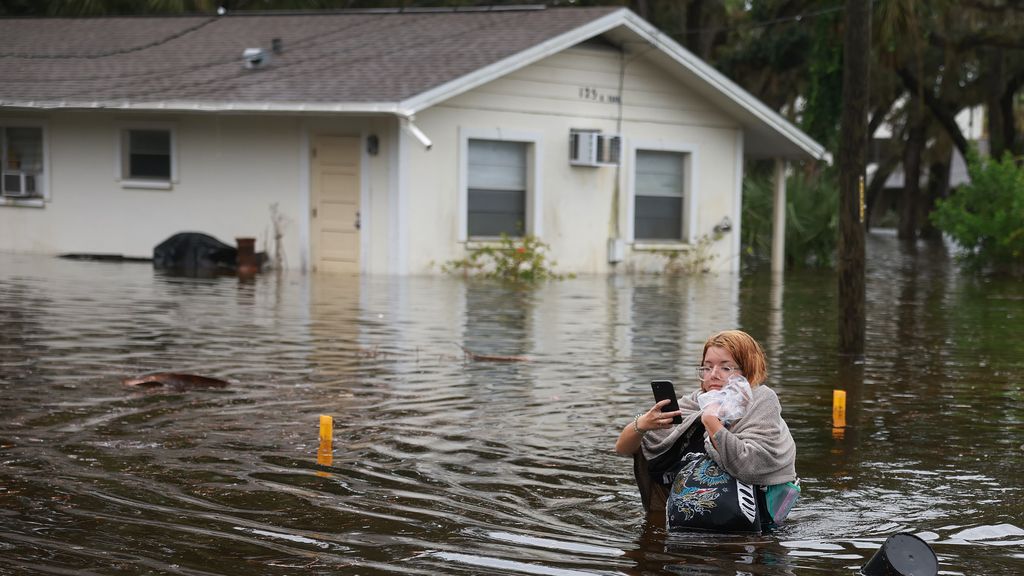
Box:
[442,234,570,283]
[742,164,838,270]
[661,232,722,275]
[931,150,1024,275]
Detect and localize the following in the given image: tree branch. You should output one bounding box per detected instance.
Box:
[896,67,969,155]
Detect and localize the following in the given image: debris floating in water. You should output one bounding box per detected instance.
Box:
[122,372,230,389]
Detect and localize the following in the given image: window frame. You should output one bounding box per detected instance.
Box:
[626,142,697,245]
[0,119,49,207]
[458,127,543,242]
[116,122,177,190]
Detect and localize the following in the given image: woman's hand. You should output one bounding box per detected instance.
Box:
[701,407,725,449]
[614,399,683,456]
[639,399,683,432]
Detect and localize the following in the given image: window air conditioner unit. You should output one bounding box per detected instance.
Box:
[2,173,35,198]
[570,130,621,167]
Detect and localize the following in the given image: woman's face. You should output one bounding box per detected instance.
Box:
[700,345,742,392]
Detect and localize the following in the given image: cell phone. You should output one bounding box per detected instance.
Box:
[651,380,683,424]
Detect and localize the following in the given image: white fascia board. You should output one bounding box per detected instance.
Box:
[398,8,632,115]
[0,99,402,115]
[616,12,828,162]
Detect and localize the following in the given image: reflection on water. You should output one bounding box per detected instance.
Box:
[1,233,1022,575]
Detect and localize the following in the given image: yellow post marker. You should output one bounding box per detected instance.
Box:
[832,390,847,428]
[317,414,333,467]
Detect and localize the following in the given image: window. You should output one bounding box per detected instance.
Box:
[1,126,44,199]
[634,150,685,240]
[467,139,527,238]
[120,127,174,187]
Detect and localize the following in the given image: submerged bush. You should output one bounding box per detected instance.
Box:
[931,150,1024,275]
[661,232,723,275]
[742,163,838,270]
[442,234,570,283]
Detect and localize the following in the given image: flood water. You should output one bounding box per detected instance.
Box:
[1,233,1022,575]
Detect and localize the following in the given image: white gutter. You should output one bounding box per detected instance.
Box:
[0,98,403,115]
[2,97,437,151]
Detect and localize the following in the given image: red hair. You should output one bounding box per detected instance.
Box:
[701,330,768,386]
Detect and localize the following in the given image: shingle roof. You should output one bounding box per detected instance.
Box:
[0,6,620,108]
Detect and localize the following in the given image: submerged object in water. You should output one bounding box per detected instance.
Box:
[122,372,230,389]
[861,533,938,576]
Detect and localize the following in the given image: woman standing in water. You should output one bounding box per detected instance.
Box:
[614,329,797,526]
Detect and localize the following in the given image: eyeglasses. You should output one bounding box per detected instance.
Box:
[695,364,741,380]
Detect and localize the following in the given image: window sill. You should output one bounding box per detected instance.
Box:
[633,241,691,252]
[120,179,172,190]
[465,237,523,248]
[0,196,45,208]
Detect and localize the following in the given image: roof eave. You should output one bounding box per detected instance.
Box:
[0,99,402,115]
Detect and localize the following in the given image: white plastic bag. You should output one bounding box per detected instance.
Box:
[697,375,752,424]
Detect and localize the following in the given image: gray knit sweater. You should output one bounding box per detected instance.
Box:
[641,384,797,486]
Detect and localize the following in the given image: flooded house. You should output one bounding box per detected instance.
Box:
[0,6,826,274]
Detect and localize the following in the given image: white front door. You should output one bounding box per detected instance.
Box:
[311,136,360,274]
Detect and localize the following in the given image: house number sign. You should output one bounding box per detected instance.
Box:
[578,86,621,104]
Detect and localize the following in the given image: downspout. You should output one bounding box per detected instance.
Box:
[398,114,433,150]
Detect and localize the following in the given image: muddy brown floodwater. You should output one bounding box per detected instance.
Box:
[1,233,1022,575]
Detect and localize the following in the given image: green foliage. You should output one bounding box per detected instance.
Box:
[741,163,838,270]
[661,233,722,275]
[930,151,1024,275]
[442,234,571,283]
[801,9,843,149]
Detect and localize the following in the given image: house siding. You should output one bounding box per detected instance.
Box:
[0,113,309,264]
[407,44,742,275]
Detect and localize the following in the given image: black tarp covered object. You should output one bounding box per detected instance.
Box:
[153,232,238,272]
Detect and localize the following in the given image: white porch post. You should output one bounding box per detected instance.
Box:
[771,158,787,273]
[391,120,410,275]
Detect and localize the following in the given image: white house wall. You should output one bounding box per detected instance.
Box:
[409,43,743,275]
[0,112,302,263]
[0,112,399,273]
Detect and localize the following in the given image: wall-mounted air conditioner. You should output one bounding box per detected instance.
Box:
[1,173,35,198]
[569,130,621,167]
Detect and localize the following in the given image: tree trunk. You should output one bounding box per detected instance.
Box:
[838,0,870,358]
[866,151,899,230]
[999,70,1024,157]
[633,0,650,22]
[920,158,949,241]
[986,47,1008,158]
[899,118,925,239]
